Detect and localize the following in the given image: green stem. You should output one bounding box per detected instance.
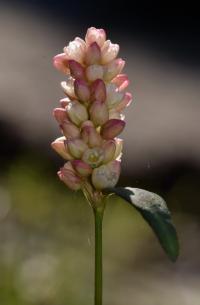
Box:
[94,208,104,305]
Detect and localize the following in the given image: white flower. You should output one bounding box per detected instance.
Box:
[92,160,121,190]
[105,84,124,109]
[101,40,119,64]
[85,27,106,47]
[64,37,86,63]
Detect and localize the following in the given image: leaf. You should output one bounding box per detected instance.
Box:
[108,187,179,262]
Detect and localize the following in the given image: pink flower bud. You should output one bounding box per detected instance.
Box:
[92,160,121,190]
[115,92,132,112]
[101,119,125,140]
[85,27,106,47]
[60,97,71,108]
[85,42,101,65]
[53,108,68,124]
[104,59,125,81]
[101,40,119,64]
[68,60,85,80]
[67,138,88,158]
[114,138,123,160]
[81,126,102,147]
[106,84,124,109]
[71,160,92,177]
[66,101,88,126]
[53,53,69,74]
[81,120,94,128]
[108,109,122,120]
[82,147,104,168]
[90,79,106,102]
[112,74,129,91]
[58,162,82,190]
[109,109,125,121]
[64,37,86,63]
[86,65,104,82]
[89,100,109,126]
[51,137,73,160]
[61,77,76,99]
[61,121,80,138]
[102,140,116,163]
[74,79,90,103]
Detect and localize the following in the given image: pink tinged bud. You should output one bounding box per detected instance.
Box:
[81,126,102,147]
[60,97,71,108]
[66,101,88,126]
[85,27,106,48]
[106,84,124,109]
[112,74,130,91]
[92,160,121,190]
[53,108,68,124]
[104,59,125,82]
[101,40,119,64]
[58,162,82,191]
[74,79,90,103]
[71,160,92,177]
[81,120,94,129]
[67,138,88,159]
[82,147,104,168]
[61,121,80,138]
[53,53,69,74]
[64,37,86,63]
[68,60,85,80]
[86,65,104,82]
[85,42,101,65]
[102,140,116,163]
[115,92,133,112]
[89,100,109,126]
[51,137,73,160]
[108,109,121,120]
[61,77,76,99]
[101,119,125,140]
[109,109,125,120]
[90,79,106,102]
[114,138,123,160]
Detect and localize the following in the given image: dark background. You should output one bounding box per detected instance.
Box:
[0,1,200,304]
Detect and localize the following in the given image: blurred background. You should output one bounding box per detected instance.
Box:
[0,1,200,304]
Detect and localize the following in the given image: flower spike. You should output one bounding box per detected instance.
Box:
[52,27,132,198]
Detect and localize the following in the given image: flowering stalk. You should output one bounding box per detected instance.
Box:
[51,26,179,305]
[52,27,131,305]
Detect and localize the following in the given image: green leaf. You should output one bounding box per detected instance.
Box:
[109,187,179,262]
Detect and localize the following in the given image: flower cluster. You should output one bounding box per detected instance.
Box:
[52,27,132,197]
